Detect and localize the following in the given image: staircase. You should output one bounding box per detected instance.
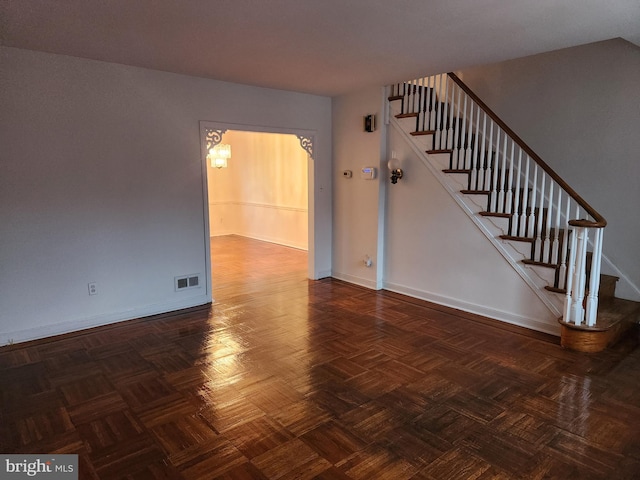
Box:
[387,73,640,352]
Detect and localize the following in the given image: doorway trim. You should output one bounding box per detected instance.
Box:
[199,120,318,300]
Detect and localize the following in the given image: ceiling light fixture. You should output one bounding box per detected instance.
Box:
[208,144,231,168]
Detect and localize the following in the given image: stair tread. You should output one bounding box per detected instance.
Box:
[547,273,620,297]
[461,189,491,195]
[479,211,512,218]
[411,130,436,136]
[545,286,565,294]
[396,113,418,118]
[388,95,403,101]
[522,259,558,269]
[595,297,640,326]
[559,297,640,332]
[443,169,472,174]
[499,235,534,243]
[427,149,453,154]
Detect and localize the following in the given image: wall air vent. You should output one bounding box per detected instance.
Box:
[175,274,202,292]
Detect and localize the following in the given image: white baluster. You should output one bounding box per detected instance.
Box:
[558,198,571,290]
[498,131,508,213]
[485,119,494,194]
[543,181,553,263]
[585,227,604,326]
[505,141,515,215]
[512,149,522,232]
[470,104,481,189]
[551,186,562,265]
[564,221,577,323]
[452,87,461,155]
[415,77,423,130]
[441,77,449,148]
[419,79,424,118]
[440,75,451,148]
[405,80,412,115]
[533,171,545,261]
[422,77,427,128]
[528,162,538,238]
[434,74,442,148]
[490,127,500,212]
[460,94,469,169]
[422,77,429,132]
[478,114,487,190]
[442,74,449,148]
[450,81,458,150]
[519,153,530,237]
[465,100,474,171]
[449,84,458,150]
[570,227,588,325]
[428,75,435,130]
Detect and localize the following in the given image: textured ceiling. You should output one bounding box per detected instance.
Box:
[1,0,639,96]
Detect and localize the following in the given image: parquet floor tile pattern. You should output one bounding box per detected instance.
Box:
[2,235,639,479]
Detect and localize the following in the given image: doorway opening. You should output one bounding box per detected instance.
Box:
[200,122,316,301]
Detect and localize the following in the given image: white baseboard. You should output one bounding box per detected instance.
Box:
[383,281,560,336]
[211,233,307,251]
[331,272,381,290]
[314,269,333,280]
[1,295,212,345]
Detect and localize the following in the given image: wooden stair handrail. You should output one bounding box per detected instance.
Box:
[447,72,606,229]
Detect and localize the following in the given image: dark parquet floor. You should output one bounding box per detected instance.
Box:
[1,235,640,479]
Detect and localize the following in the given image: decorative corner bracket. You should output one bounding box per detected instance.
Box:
[204,128,228,151]
[296,135,314,157]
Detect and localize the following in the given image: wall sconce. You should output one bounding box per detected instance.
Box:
[388,156,403,184]
[208,143,231,168]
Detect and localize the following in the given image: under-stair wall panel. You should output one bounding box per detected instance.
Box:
[384,126,559,335]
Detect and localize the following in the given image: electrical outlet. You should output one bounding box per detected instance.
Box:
[88,282,97,295]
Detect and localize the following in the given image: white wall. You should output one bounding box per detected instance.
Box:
[332,88,387,289]
[208,131,308,250]
[456,39,640,300]
[0,46,331,344]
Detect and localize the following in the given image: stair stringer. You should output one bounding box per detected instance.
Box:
[389,113,564,320]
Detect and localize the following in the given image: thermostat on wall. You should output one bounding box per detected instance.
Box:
[361,167,376,179]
